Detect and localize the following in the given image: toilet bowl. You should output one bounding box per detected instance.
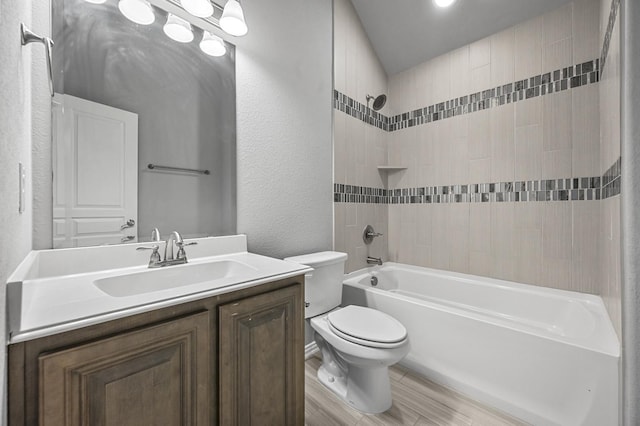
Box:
[311,305,410,413]
[283,252,409,414]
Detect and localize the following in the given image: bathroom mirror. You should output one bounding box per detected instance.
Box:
[51,0,236,248]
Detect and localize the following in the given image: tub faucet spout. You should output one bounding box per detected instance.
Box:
[367,256,382,266]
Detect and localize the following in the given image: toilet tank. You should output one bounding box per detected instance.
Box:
[284,251,348,319]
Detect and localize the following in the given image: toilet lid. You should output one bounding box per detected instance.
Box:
[327,306,407,348]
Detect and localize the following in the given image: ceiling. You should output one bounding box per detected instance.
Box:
[349,0,574,76]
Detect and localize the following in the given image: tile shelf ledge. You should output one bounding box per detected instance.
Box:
[377,166,408,172]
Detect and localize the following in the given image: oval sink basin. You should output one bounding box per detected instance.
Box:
[94,260,257,297]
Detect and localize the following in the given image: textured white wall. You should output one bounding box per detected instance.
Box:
[0,0,39,422]
[235,0,334,258]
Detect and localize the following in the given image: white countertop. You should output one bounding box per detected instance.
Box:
[7,236,311,344]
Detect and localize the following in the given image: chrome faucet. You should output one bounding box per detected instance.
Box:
[367,256,383,266]
[164,231,183,263]
[137,230,197,268]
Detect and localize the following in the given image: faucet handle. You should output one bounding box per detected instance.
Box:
[136,244,159,251]
[175,241,197,261]
[137,245,161,267]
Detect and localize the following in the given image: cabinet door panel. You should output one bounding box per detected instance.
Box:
[219,285,304,425]
[39,311,210,426]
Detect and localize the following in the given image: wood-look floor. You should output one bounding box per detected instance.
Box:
[305,356,528,426]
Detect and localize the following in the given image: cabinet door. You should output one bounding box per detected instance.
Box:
[39,311,210,426]
[219,284,304,425]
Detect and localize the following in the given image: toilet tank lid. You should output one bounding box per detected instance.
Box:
[284,251,348,268]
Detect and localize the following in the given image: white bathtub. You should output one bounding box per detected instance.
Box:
[341,263,620,426]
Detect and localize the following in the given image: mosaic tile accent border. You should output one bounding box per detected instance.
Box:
[333,91,389,131]
[333,58,599,132]
[334,158,621,205]
[600,0,621,77]
[387,60,599,131]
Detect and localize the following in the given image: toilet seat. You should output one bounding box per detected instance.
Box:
[327,306,407,349]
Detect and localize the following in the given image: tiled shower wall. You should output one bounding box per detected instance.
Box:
[333,0,621,336]
[385,0,603,287]
[333,0,389,273]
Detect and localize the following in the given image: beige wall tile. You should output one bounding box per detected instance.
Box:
[449,203,470,273]
[491,203,516,280]
[543,38,573,72]
[431,54,452,104]
[543,3,573,44]
[334,203,346,252]
[334,112,346,183]
[469,109,491,160]
[469,251,492,277]
[573,0,600,63]
[470,64,491,94]
[431,204,450,270]
[470,37,491,69]
[516,96,542,127]
[543,90,572,151]
[541,258,572,290]
[572,200,601,294]
[469,203,490,253]
[490,104,515,182]
[449,46,470,99]
[515,16,543,81]
[542,202,572,260]
[416,204,432,246]
[572,84,600,177]
[490,28,515,87]
[543,149,572,179]
[514,202,543,229]
[515,125,543,181]
[469,158,491,183]
[515,227,543,285]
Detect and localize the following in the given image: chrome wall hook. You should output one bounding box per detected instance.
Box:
[20,23,54,97]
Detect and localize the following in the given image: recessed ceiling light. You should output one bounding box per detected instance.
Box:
[84,0,108,4]
[433,0,457,8]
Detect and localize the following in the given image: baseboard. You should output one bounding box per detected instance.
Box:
[305,341,319,360]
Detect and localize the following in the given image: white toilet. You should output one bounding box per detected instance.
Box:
[284,251,409,414]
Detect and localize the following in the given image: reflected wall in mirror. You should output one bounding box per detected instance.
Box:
[51,0,236,248]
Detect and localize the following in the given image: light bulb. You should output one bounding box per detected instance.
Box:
[163,13,194,43]
[200,31,226,57]
[118,0,155,25]
[220,0,248,37]
[433,0,457,7]
[180,0,213,18]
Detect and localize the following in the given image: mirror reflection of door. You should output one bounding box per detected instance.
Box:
[53,94,138,248]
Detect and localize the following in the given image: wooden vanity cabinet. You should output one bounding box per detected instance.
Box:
[8,276,304,426]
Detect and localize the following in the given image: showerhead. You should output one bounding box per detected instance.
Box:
[366,94,387,111]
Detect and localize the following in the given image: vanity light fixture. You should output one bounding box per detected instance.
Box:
[220,0,248,37]
[163,13,195,43]
[118,0,155,25]
[200,31,227,56]
[180,0,213,18]
[433,0,457,7]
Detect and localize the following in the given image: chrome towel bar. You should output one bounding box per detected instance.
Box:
[147,163,210,175]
